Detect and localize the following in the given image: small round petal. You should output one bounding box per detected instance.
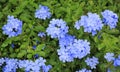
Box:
[76,68,92,72]
[74,12,103,36]
[35,5,51,20]
[104,52,115,62]
[85,56,99,69]
[2,15,23,37]
[46,19,69,38]
[38,32,46,37]
[101,10,118,29]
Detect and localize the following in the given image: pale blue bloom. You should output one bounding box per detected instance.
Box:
[42,65,52,72]
[74,12,103,36]
[46,19,69,38]
[2,15,22,37]
[35,5,51,20]
[58,34,75,48]
[38,32,46,37]
[104,53,115,62]
[85,56,99,69]
[113,55,120,66]
[3,58,18,72]
[0,58,5,66]
[101,10,118,29]
[76,68,92,72]
[57,38,90,62]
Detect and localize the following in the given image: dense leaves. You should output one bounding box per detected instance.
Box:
[0,0,120,72]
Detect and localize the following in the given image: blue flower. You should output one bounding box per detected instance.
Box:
[76,68,91,72]
[42,65,52,72]
[32,45,36,50]
[38,32,46,37]
[74,12,103,36]
[57,38,90,62]
[72,39,90,59]
[0,58,5,66]
[85,56,99,69]
[11,44,15,48]
[35,5,51,20]
[101,10,118,29]
[18,57,47,72]
[107,68,111,72]
[2,15,23,37]
[0,57,52,72]
[34,54,39,59]
[58,34,75,48]
[3,58,18,72]
[46,19,69,38]
[113,55,120,66]
[104,53,115,62]
[57,47,74,62]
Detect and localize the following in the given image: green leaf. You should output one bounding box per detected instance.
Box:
[35,44,45,51]
[97,33,119,51]
[27,54,32,59]
[17,50,27,58]
[35,51,45,57]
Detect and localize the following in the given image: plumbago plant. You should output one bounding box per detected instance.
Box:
[0,0,120,72]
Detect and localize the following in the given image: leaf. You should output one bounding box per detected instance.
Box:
[97,33,119,51]
[35,51,45,57]
[17,50,27,58]
[27,54,32,59]
[35,44,45,51]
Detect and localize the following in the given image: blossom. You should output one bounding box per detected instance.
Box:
[42,65,52,72]
[0,57,52,72]
[3,58,18,72]
[85,56,99,69]
[107,68,111,72]
[76,68,91,72]
[18,57,48,72]
[38,32,46,37]
[57,38,90,62]
[58,34,75,48]
[32,45,37,50]
[57,47,74,62]
[46,19,69,38]
[113,55,120,66]
[101,10,118,29]
[74,12,103,36]
[11,44,15,48]
[2,15,23,37]
[0,58,5,66]
[35,5,51,20]
[34,54,39,59]
[72,39,90,59]
[104,53,115,62]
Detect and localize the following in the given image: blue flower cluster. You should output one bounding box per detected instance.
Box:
[0,58,5,66]
[57,36,90,62]
[1,3,119,72]
[85,56,99,69]
[35,5,51,20]
[104,53,120,71]
[104,52,115,62]
[76,68,91,72]
[113,55,120,67]
[58,34,75,48]
[46,19,69,38]
[0,57,52,72]
[101,10,118,29]
[2,15,23,37]
[38,32,46,37]
[74,12,103,36]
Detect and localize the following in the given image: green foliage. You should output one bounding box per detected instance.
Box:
[0,0,120,72]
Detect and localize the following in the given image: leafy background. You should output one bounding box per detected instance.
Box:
[0,0,120,72]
